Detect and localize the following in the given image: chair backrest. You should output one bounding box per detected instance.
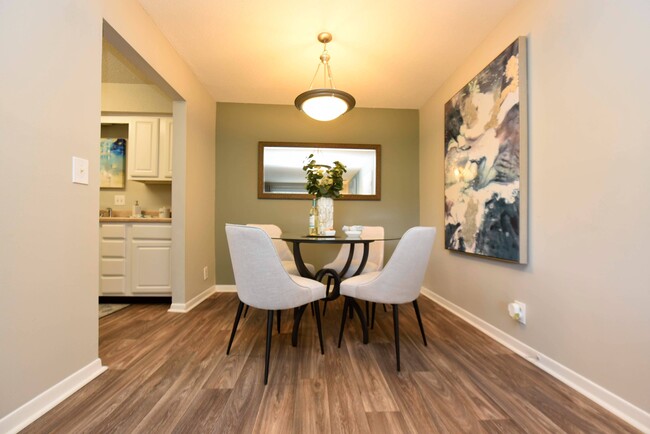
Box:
[332,226,385,271]
[370,226,436,303]
[247,224,294,261]
[226,224,300,309]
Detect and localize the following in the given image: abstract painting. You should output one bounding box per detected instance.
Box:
[100,138,126,189]
[444,37,528,263]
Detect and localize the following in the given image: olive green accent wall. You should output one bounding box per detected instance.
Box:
[215,103,419,284]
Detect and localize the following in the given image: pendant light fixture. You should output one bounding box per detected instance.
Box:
[295,32,356,122]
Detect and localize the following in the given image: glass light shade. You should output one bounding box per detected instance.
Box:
[295,89,356,122]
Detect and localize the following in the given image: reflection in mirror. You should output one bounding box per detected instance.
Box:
[258,142,381,200]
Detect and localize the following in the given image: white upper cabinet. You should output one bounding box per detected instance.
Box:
[101,115,172,182]
[129,117,160,178]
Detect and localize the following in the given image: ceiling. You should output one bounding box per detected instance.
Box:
[137,0,520,109]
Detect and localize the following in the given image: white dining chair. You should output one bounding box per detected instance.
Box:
[247,224,316,276]
[225,224,326,384]
[244,224,317,322]
[322,226,384,317]
[337,226,436,371]
[323,225,385,277]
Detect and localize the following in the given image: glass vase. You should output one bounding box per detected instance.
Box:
[316,197,334,234]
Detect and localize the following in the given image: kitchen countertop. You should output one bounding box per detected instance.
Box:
[100,217,172,223]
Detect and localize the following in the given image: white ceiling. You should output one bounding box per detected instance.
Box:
[138,0,520,109]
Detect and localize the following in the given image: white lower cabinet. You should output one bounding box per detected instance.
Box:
[99,223,172,296]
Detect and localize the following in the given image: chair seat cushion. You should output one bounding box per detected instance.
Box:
[282,261,316,276]
[289,275,327,301]
[340,271,416,304]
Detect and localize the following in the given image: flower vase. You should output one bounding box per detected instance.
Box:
[317,197,334,234]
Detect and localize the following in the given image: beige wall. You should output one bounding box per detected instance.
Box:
[103,0,216,304]
[216,103,419,284]
[99,124,172,213]
[101,83,173,114]
[420,0,650,414]
[0,0,215,423]
[0,0,103,419]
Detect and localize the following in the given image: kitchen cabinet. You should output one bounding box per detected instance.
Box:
[99,222,172,296]
[99,224,127,295]
[101,115,173,182]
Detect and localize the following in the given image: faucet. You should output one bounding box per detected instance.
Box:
[106,207,113,217]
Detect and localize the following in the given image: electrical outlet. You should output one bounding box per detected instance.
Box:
[203,266,209,280]
[508,301,527,325]
[114,195,125,205]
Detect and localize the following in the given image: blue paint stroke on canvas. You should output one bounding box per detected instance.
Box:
[100,138,126,188]
[444,39,522,262]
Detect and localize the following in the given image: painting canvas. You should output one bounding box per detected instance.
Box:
[100,138,126,189]
[444,37,528,263]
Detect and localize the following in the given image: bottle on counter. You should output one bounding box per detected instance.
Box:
[132,200,141,218]
[308,198,318,236]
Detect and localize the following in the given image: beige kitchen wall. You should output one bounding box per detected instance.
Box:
[102,83,172,114]
[99,124,172,213]
[216,103,419,284]
[420,0,650,417]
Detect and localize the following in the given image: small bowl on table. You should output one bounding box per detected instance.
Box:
[344,230,362,238]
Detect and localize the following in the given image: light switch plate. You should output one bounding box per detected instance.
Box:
[114,195,125,205]
[72,157,89,185]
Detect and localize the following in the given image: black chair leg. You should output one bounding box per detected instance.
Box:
[365,301,370,326]
[226,301,245,355]
[291,305,307,347]
[413,300,427,346]
[393,304,400,372]
[338,297,350,348]
[322,276,332,316]
[371,302,377,329]
[383,304,387,312]
[243,304,250,318]
[310,302,315,316]
[348,298,369,344]
[264,310,273,385]
[313,300,325,355]
[276,310,281,334]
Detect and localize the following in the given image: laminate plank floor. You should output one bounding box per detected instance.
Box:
[22,293,640,433]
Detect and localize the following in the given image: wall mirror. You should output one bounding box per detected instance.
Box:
[258,142,381,200]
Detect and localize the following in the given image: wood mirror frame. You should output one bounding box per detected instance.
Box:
[258,142,381,200]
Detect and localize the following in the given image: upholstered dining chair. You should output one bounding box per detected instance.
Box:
[244,224,316,322]
[321,226,384,317]
[225,224,326,384]
[247,224,315,276]
[323,226,385,277]
[337,226,436,371]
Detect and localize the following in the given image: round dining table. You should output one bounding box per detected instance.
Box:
[276,233,400,346]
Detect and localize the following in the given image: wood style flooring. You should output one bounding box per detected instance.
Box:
[23,293,639,433]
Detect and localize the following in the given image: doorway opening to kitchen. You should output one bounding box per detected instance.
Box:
[98,21,184,319]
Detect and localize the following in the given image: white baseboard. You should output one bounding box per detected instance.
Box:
[168,285,217,313]
[420,287,650,433]
[215,284,237,293]
[0,359,107,434]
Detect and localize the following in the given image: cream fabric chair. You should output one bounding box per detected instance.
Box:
[323,226,385,277]
[225,224,326,384]
[322,226,384,317]
[337,226,436,371]
[247,224,315,276]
